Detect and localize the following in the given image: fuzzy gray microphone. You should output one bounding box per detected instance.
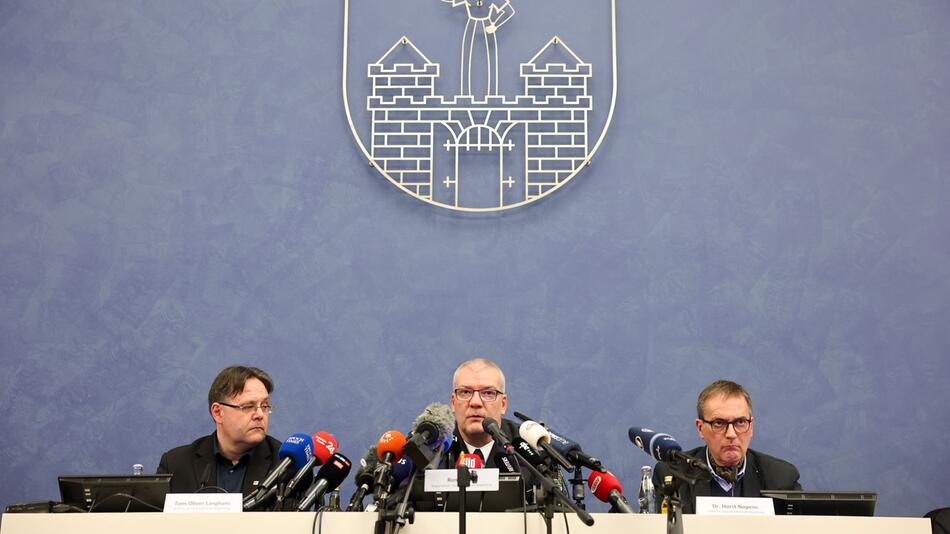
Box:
[411,402,455,447]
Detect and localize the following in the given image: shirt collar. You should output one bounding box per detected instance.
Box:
[705,447,746,493]
[212,432,253,466]
[463,440,494,460]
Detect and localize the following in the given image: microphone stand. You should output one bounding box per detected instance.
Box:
[375,468,417,534]
[456,464,476,534]
[389,469,416,534]
[272,480,286,511]
[509,448,594,534]
[569,465,586,509]
[660,458,711,534]
[660,475,685,534]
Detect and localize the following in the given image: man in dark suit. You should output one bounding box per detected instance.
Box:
[157,365,303,507]
[417,358,530,512]
[653,379,801,513]
[445,358,520,471]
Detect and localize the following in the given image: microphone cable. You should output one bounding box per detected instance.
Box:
[87,492,163,512]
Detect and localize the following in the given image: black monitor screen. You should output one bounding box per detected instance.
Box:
[760,490,877,516]
[58,474,172,512]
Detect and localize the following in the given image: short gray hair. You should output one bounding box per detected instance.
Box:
[453,358,506,393]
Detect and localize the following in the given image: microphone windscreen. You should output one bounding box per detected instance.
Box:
[279,433,315,468]
[513,413,582,455]
[377,430,407,461]
[412,403,455,444]
[519,420,550,448]
[628,427,682,462]
[315,452,352,489]
[456,453,483,469]
[355,445,378,485]
[512,437,544,467]
[392,456,414,487]
[482,417,500,435]
[312,431,338,464]
[546,428,582,455]
[587,470,623,503]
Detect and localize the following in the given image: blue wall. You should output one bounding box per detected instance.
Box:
[2,0,949,518]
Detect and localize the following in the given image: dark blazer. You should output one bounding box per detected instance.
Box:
[652,446,801,514]
[157,432,309,509]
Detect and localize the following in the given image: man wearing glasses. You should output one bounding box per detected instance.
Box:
[446,358,519,471]
[653,379,801,513]
[157,365,287,497]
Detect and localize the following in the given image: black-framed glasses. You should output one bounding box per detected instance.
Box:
[453,388,504,402]
[217,401,274,415]
[700,417,752,434]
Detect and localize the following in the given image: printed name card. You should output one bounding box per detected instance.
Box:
[424,468,500,492]
[163,493,242,513]
[696,496,775,516]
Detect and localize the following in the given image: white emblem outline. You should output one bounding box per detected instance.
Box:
[342,0,618,212]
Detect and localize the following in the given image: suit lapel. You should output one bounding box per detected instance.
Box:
[193,434,217,490]
[741,451,763,497]
[243,438,274,495]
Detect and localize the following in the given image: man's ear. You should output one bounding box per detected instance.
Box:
[210,403,223,425]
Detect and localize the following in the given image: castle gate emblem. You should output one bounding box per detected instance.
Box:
[343,1,617,212]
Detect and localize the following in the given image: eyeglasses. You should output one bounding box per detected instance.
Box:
[700,417,752,434]
[453,388,504,402]
[218,401,274,415]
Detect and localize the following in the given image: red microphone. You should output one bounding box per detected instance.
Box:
[456,453,483,470]
[282,430,339,500]
[312,431,338,464]
[588,470,634,513]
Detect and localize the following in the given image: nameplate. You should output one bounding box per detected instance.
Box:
[424,468,500,492]
[696,496,774,515]
[163,493,242,513]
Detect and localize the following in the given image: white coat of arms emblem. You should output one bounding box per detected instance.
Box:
[343,1,618,212]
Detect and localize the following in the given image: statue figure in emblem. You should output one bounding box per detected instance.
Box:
[441,0,516,97]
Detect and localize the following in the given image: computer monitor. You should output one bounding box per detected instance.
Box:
[409,472,529,512]
[58,474,173,512]
[760,490,877,516]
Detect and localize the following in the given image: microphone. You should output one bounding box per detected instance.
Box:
[481,418,514,454]
[513,411,607,472]
[456,452,483,470]
[313,431,338,460]
[519,421,574,471]
[198,463,213,491]
[423,434,454,470]
[512,437,546,471]
[392,456,415,489]
[283,431,339,499]
[296,452,352,511]
[492,447,518,473]
[347,445,378,511]
[373,430,406,499]
[404,403,454,467]
[587,470,634,514]
[628,427,713,474]
[244,433,314,507]
[378,430,406,463]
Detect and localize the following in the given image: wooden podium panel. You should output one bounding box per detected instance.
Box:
[0,510,931,534]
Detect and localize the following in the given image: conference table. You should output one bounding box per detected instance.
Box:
[0,510,931,534]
